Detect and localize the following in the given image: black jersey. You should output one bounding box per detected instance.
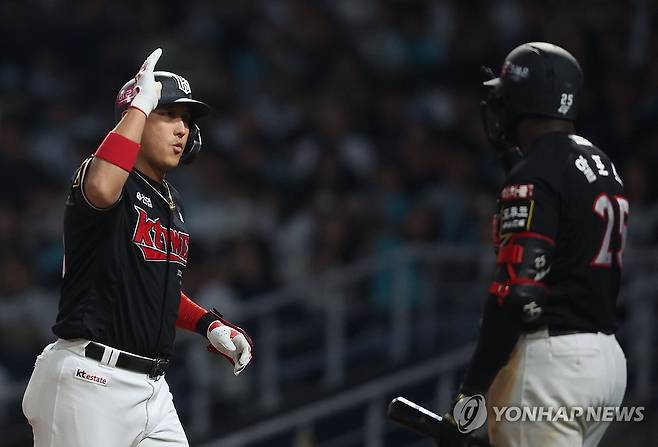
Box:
[494,132,628,334]
[53,157,190,358]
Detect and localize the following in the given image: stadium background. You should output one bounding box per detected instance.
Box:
[1,0,657,445]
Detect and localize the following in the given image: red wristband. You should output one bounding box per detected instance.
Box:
[94,131,140,172]
[176,292,208,332]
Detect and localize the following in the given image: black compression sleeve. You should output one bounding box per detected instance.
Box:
[461,295,524,395]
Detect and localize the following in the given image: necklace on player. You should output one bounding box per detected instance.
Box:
[133,170,176,210]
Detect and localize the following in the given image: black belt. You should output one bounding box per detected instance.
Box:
[547,326,603,337]
[524,325,601,337]
[85,342,169,378]
[548,328,589,336]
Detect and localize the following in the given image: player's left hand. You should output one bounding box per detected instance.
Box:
[206,312,253,376]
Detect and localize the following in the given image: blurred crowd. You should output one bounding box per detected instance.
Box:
[1,0,658,414]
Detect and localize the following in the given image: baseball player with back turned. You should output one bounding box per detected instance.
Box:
[22,48,253,446]
[450,42,628,446]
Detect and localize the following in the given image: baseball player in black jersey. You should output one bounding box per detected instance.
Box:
[445,43,629,446]
[22,48,253,446]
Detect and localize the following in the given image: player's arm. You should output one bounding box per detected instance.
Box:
[460,176,558,396]
[176,291,254,376]
[84,49,163,209]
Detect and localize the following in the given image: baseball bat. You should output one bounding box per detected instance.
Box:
[388,396,445,438]
[387,396,492,447]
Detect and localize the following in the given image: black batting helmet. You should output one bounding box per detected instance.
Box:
[485,42,583,123]
[115,71,211,164]
[481,42,583,170]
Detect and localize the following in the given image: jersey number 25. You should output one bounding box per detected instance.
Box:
[591,193,629,268]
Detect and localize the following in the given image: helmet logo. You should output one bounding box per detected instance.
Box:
[501,61,529,81]
[558,93,574,115]
[117,86,137,106]
[172,74,191,95]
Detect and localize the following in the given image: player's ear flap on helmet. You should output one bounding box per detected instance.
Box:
[480,75,517,161]
[181,124,201,165]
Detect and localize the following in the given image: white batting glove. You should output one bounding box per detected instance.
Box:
[207,320,253,376]
[129,48,163,117]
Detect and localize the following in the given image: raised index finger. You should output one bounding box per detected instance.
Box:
[141,48,163,72]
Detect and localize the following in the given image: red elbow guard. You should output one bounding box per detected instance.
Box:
[490,231,554,309]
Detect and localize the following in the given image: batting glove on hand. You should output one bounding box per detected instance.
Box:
[206,310,253,376]
[129,48,163,117]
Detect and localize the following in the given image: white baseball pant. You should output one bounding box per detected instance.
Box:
[486,328,627,447]
[22,338,188,447]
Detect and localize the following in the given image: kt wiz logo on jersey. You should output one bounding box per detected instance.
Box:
[132,206,189,266]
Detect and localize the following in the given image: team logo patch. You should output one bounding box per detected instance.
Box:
[172,74,191,95]
[501,60,529,81]
[74,368,108,386]
[132,206,190,266]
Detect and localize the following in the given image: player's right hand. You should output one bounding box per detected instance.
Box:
[128,48,163,117]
